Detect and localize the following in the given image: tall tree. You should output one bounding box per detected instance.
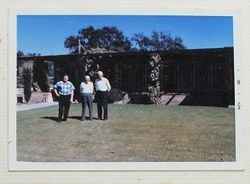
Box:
[132,31,185,51]
[64,26,132,53]
[23,68,32,102]
[33,61,50,92]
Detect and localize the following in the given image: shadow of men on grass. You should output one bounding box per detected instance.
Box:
[41,116,58,122]
[41,116,99,122]
[68,116,99,120]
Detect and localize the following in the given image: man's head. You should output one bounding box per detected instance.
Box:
[85,75,90,82]
[63,74,69,82]
[97,71,104,79]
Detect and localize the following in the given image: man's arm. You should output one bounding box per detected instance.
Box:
[91,82,94,93]
[71,83,75,102]
[80,83,83,94]
[94,80,99,92]
[70,90,74,103]
[53,82,60,97]
[106,79,111,92]
[53,88,60,97]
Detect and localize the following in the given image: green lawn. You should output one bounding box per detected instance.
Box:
[17,103,235,162]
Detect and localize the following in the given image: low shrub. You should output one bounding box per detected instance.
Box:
[107,88,127,103]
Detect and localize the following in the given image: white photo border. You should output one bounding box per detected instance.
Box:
[8,7,244,171]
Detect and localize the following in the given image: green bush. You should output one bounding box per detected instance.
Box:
[107,88,127,103]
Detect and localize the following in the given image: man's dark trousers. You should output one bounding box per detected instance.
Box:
[96,91,108,120]
[58,95,71,121]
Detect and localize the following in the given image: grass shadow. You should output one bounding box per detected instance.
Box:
[41,116,99,121]
[68,116,99,120]
[41,116,58,122]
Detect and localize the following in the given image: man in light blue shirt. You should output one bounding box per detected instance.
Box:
[80,75,94,121]
[53,74,75,122]
[95,71,111,120]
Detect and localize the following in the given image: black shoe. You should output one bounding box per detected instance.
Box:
[57,118,62,122]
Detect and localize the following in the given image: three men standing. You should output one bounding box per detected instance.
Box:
[54,71,111,122]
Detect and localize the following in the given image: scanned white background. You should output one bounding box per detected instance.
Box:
[0,0,250,183]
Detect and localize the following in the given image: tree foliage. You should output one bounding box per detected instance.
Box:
[33,61,50,92]
[132,31,185,51]
[23,68,32,102]
[64,26,186,53]
[17,50,25,57]
[26,53,41,56]
[17,51,41,57]
[17,51,49,92]
[148,53,161,104]
[64,26,132,53]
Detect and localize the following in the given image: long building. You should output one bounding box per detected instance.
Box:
[17,47,234,107]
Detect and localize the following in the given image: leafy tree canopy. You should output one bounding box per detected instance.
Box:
[17,50,41,57]
[64,26,132,53]
[132,31,186,51]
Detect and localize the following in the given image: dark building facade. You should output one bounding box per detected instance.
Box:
[17,47,234,107]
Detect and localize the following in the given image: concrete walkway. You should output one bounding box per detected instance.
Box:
[17,102,58,112]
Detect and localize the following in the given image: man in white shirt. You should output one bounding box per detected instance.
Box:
[95,71,111,120]
[80,75,94,121]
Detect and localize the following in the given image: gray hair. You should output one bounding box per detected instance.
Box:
[97,71,103,77]
[85,75,90,80]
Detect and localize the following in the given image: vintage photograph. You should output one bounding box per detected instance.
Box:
[16,15,235,162]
